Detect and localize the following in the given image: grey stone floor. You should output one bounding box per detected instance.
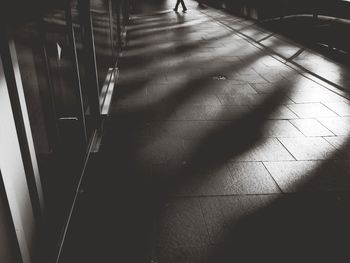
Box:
[60,1,350,263]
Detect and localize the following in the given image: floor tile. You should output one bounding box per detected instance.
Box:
[267,105,299,119]
[219,83,258,95]
[227,162,281,194]
[334,192,350,237]
[136,138,187,165]
[323,102,350,116]
[318,117,350,136]
[202,105,251,121]
[157,198,210,247]
[218,93,270,106]
[324,136,350,158]
[175,105,252,121]
[185,94,222,106]
[264,160,350,192]
[290,119,334,137]
[288,90,347,103]
[199,195,279,244]
[287,103,338,118]
[226,73,268,84]
[287,77,326,92]
[151,121,216,139]
[324,136,349,150]
[262,120,304,137]
[265,161,321,192]
[174,106,208,120]
[156,245,213,263]
[240,26,270,41]
[260,36,302,58]
[185,165,244,196]
[250,82,290,94]
[153,163,245,197]
[278,137,339,160]
[234,138,295,161]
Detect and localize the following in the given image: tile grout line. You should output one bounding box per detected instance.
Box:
[198,197,214,246]
[320,101,344,117]
[261,161,284,193]
[285,47,306,62]
[164,189,350,199]
[256,32,275,43]
[287,118,336,137]
[276,137,298,161]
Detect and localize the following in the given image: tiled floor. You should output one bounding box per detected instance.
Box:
[60,1,350,263]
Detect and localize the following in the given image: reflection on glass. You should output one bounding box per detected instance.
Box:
[10,0,129,261]
[91,0,114,91]
[13,7,90,261]
[112,0,127,55]
[71,0,95,139]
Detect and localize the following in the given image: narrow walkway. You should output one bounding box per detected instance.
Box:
[60,1,350,262]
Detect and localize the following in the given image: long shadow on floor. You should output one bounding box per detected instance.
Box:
[59,55,297,263]
[57,5,350,263]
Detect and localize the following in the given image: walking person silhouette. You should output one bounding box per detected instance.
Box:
[173,0,187,12]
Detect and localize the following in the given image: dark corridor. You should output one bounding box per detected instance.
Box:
[1,1,350,263]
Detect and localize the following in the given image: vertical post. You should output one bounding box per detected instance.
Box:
[78,0,102,125]
[38,19,60,152]
[108,0,115,59]
[123,0,130,24]
[65,2,88,145]
[0,29,44,225]
[0,171,23,263]
[116,0,122,50]
[0,34,36,263]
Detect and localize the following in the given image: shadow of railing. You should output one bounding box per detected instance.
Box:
[58,4,350,263]
[69,34,298,263]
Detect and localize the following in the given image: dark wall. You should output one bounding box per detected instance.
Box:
[1,0,69,26]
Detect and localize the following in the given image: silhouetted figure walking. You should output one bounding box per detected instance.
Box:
[173,0,187,12]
